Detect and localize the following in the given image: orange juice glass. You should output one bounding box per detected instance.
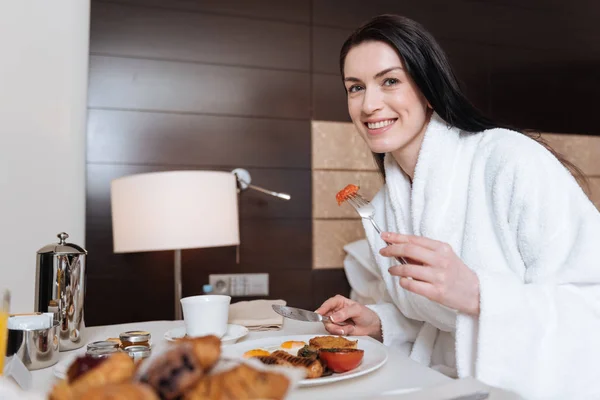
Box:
[0,290,10,375]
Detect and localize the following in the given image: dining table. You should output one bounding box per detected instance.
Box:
[29,319,519,399]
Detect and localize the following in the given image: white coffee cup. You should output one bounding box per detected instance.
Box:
[180,295,231,338]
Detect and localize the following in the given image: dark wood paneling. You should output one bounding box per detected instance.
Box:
[88,56,311,119]
[312,0,600,54]
[183,219,312,271]
[312,73,349,122]
[87,164,311,221]
[91,2,310,71]
[311,269,351,310]
[312,26,352,74]
[85,260,174,325]
[87,109,311,169]
[97,0,311,24]
[488,46,600,134]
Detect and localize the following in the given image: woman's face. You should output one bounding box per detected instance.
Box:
[343,41,431,156]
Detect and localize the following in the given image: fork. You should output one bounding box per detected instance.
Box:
[346,193,408,265]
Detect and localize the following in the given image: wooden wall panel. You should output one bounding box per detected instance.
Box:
[87,109,311,169]
[312,26,351,74]
[88,56,310,119]
[86,0,600,324]
[312,0,599,54]
[91,2,310,70]
[312,73,349,122]
[100,0,311,24]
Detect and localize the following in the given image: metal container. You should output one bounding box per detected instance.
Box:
[35,232,87,351]
[6,317,60,370]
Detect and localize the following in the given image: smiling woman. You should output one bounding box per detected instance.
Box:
[315,14,600,400]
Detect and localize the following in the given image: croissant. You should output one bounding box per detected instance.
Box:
[49,352,135,400]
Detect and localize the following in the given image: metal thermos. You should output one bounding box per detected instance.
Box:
[35,232,87,351]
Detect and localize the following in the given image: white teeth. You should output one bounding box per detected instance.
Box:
[367,119,395,129]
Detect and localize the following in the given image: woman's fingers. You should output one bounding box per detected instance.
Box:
[382,232,446,252]
[399,277,438,300]
[315,294,349,316]
[380,243,439,266]
[329,302,362,324]
[389,264,438,283]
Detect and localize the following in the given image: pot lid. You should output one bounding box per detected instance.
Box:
[37,232,87,255]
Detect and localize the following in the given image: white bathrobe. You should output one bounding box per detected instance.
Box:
[364,113,600,399]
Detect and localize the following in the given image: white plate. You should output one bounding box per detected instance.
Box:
[164,324,248,345]
[221,334,388,387]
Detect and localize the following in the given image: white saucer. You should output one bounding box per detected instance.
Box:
[164,324,248,345]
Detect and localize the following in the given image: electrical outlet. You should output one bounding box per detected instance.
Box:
[209,273,269,297]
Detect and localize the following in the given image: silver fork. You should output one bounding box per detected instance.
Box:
[346,193,408,265]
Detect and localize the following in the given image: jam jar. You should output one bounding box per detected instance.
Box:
[87,341,120,351]
[124,345,151,362]
[86,347,119,359]
[119,330,151,348]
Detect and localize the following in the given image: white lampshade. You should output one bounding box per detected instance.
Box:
[110,171,240,253]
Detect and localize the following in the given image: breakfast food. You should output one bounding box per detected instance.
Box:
[252,336,363,379]
[50,334,290,400]
[336,184,360,205]
[256,351,324,379]
[185,363,289,400]
[77,383,159,400]
[308,335,358,350]
[243,349,270,358]
[49,352,136,400]
[318,348,365,373]
[138,336,219,400]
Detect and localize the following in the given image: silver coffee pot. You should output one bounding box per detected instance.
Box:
[35,232,87,351]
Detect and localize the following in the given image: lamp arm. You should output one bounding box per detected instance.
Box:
[231,168,291,200]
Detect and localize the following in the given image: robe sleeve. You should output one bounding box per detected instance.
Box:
[458,137,600,399]
[366,302,422,353]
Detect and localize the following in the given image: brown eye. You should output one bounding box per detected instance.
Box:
[347,84,364,93]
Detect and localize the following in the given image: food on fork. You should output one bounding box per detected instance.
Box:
[49,352,136,400]
[308,335,358,350]
[184,363,289,400]
[336,184,360,206]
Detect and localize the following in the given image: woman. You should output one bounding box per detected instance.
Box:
[316,14,600,399]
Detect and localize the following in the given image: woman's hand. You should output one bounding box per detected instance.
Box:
[381,232,480,316]
[315,295,382,340]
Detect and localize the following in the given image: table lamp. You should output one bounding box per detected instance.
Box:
[110,170,240,320]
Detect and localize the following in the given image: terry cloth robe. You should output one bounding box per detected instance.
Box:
[364,113,600,399]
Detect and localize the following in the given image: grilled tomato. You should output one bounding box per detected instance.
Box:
[318,348,364,373]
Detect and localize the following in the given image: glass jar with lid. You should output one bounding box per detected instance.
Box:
[86,347,120,359]
[119,330,151,348]
[124,345,151,362]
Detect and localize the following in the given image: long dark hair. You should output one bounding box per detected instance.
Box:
[340,14,585,186]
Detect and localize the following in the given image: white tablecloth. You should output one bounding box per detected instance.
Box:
[30,319,519,399]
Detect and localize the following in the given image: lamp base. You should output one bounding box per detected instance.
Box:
[174,249,182,320]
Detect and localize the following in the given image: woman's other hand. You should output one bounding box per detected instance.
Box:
[315,295,382,340]
[381,232,480,316]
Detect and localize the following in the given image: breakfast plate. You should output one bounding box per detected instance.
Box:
[220,334,388,387]
[164,324,248,345]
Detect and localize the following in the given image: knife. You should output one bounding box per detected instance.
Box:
[272,305,350,325]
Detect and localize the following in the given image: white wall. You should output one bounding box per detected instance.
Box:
[0,1,90,313]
